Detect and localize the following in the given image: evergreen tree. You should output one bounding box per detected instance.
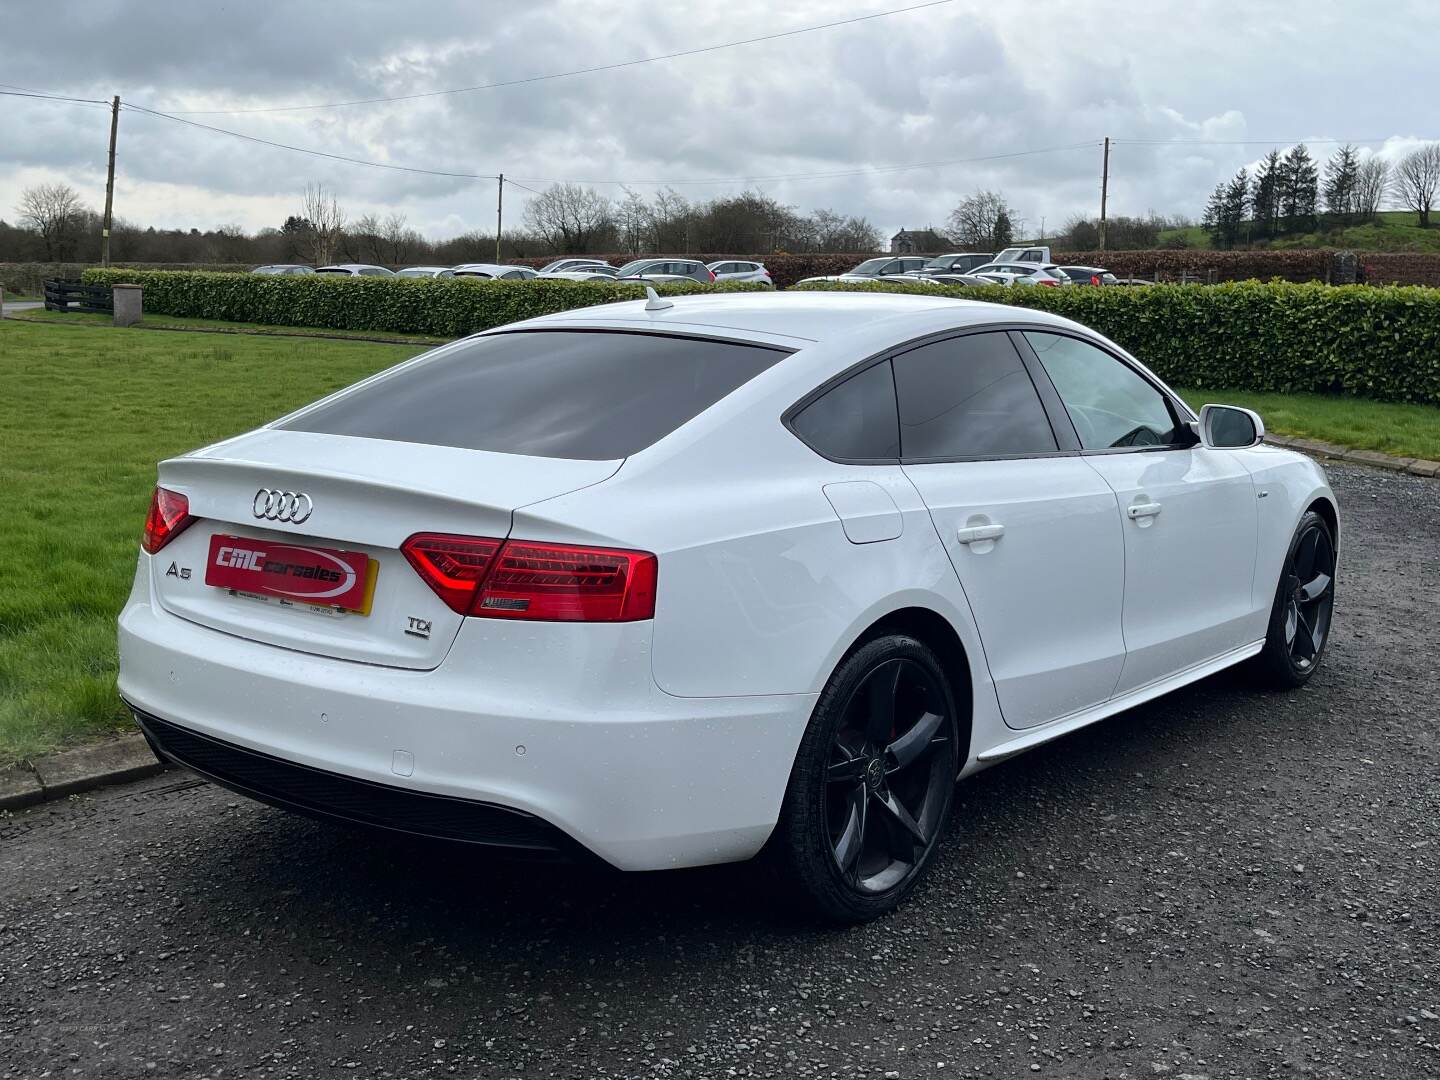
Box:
[1251,150,1282,240]
[1202,181,1227,248]
[1322,144,1361,225]
[1279,144,1319,232]
[1221,169,1250,247]
[993,209,1014,249]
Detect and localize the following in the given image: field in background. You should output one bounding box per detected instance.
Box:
[0,320,418,764]
[1159,210,1440,252]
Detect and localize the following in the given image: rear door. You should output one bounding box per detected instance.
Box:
[1019,330,1259,693]
[897,330,1127,729]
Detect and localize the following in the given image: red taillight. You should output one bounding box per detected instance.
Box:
[1039,279,1060,287]
[142,486,194,554]
[477,540,657,622]
[401,534,658,621]
[706,269,716,282]
[1090,274,1101,286]
[401,534,504,614]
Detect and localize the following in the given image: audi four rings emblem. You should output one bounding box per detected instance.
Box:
[252,488,314,524]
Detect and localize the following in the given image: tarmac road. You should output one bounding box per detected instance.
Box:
[2,462,1436,1079]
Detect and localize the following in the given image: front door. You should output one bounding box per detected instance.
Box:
[1019,331,1259,695]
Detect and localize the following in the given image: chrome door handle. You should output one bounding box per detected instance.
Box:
[1127,501,1163,520]
[956,523,1005,544]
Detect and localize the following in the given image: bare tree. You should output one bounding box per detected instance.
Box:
[299,182,346,264]
[946,191,1020,250]
[1392,144,1440,228]
[18,183,86,260]
[1354,157,1389,222]
[380,212,418,265]
[522,183,615,254]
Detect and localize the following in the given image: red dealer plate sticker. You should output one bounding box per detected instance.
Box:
[205,534,372,612]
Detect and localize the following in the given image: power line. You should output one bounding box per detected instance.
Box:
[162,0,958,115]
[0,87,110,108]
[120,101,498,179]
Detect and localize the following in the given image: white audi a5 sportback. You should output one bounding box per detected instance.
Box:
[119,292,1338,921]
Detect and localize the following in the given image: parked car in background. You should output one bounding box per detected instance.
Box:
[707,260,773,286]
[613,259,715,284]
[395,266,451,278]
[796,256,928,285]
[252,264,315,275]
[991,246,1052,264]
[910,273,995,287]
[908,253,993,277]
[969,263,1070,287]
[539,270,622,282]
[315,264,396,277]
[441,264,540,280]
[1056,266,1120,286]
[539,259,615,273]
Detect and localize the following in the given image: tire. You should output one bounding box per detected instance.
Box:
[771,634,960,923]
[1250,510,1337,689]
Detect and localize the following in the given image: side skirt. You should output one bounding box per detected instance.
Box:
[974,640,1265,765]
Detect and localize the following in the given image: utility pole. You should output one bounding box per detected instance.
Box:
[101,95,119,266]
[495,174,504,264]
[1098,136,1110,252]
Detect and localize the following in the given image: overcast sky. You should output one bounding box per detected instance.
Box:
[2,0,1436,243]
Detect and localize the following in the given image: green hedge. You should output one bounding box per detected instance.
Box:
[793,279,1440,405]
[79,269,767,339]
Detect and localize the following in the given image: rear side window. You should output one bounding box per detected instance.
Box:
[892,333,1058,459]
[282,331,788,460]
[790,361,900,461]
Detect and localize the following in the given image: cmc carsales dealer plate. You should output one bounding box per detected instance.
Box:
[205,534,372,612]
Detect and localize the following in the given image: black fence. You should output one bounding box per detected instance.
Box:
[43,279,112,314]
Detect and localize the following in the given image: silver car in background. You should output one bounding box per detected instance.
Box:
[440,264,540,280]
[395,266,451,278]
[613,258,716,284]
[707,260,773,286]
[315,264,396,277]
[251,264,315,275]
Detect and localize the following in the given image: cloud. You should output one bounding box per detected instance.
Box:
[2,0,1437,241]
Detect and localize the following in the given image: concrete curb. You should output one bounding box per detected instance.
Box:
[1264,434,1440,478]
[0,733,166,811]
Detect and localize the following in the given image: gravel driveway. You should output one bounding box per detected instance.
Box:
[2,463,1436,1079]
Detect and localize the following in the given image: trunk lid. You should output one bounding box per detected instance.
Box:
[151,429,619,669]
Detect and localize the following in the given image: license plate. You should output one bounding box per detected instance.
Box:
[205,534,376,614]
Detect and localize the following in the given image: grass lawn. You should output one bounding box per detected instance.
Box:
[0,320,422,765]
[10,307,447,345]
[1176,389,1440,461]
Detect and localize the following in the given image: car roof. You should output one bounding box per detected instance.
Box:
[318,264,387,270]
[503,291,1080,345]
[452,263,526,272]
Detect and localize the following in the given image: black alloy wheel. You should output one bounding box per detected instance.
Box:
[1253,510,1337,688]
[774,635,960,922]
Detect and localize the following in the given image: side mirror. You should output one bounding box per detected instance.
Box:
[1197,403,1265,448]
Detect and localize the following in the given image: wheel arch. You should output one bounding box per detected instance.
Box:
[843,606,976,767]
[1305,495,1339,550]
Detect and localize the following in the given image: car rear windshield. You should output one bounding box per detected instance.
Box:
[280,330,790,460]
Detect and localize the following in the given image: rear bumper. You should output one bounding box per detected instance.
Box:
[117,574,815,871]
[132,707,571,855]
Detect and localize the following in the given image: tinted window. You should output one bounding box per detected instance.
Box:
[1024,332,1182,449]
[893,333,1058,459]
[283,331,788,460]
[790,361,899,461]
